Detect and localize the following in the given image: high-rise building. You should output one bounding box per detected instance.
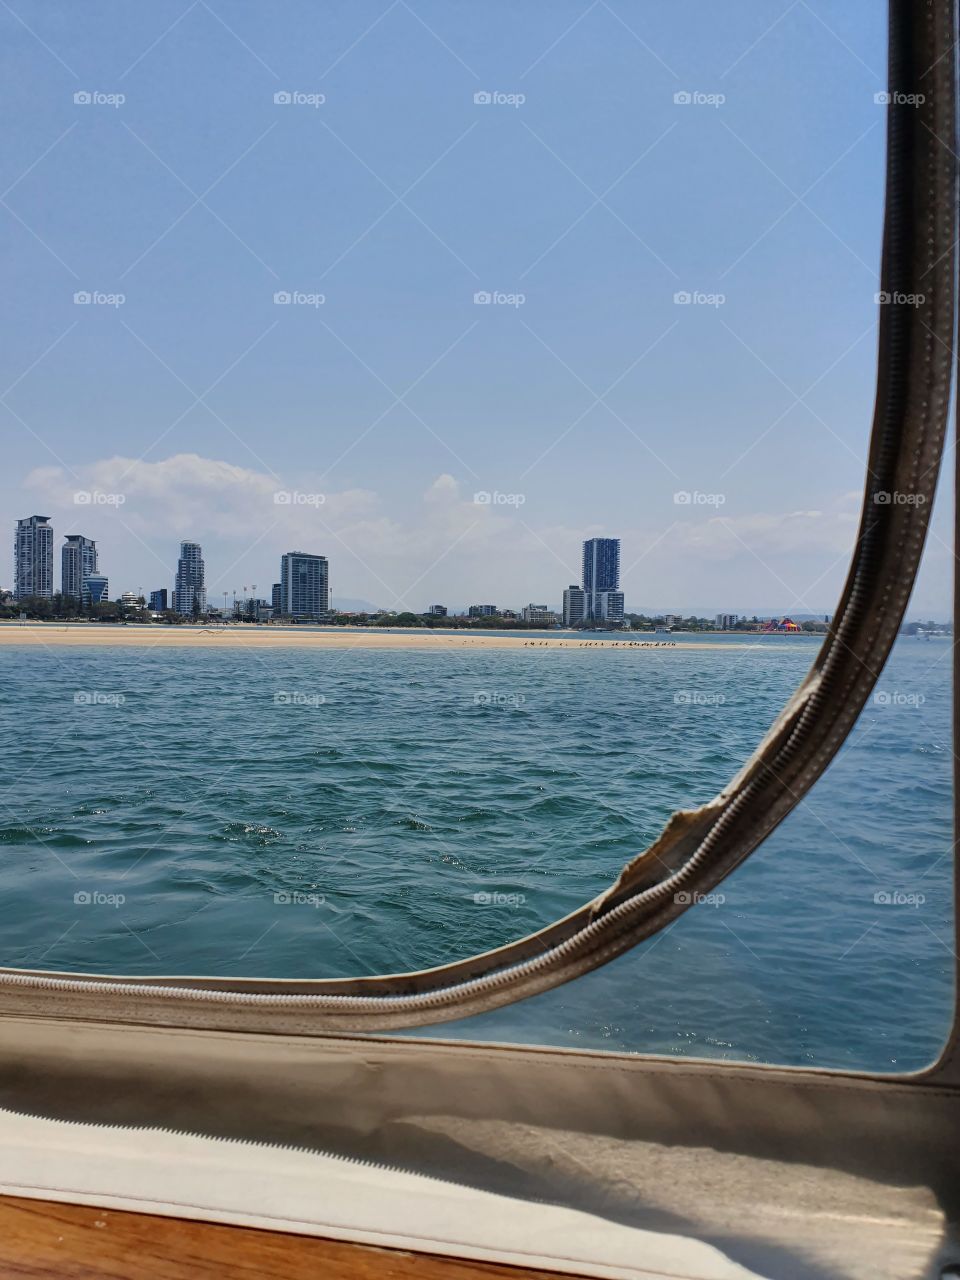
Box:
[426,604,447,617]
[715,613,739,630]
[271,583,282,618]
[562,585,586,628]
[279,552,328,619]
[582,538,620,621]
[61,535,98,604]
[14,516,54,599]
[594,590,625,623]
[83,574,110,606]
[468,604,498,617]
[174,541,206,616]
[149,589,168,612]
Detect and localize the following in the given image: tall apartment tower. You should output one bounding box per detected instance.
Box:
[562,584,586,628]
[61,535,99,603]
[14,515,54,599]
[174,541,206,616]
[279,552,328,620]
[582,538,621,622]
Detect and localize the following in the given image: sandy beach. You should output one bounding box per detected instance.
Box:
[0,623,763,652]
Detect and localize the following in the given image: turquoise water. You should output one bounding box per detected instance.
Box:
[0,634,952,1071]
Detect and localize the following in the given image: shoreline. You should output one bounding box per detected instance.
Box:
[0,623,800,652]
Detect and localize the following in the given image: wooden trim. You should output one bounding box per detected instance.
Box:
[0,1194,583,1279]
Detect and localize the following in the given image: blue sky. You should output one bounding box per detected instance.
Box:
[1,0,951,614]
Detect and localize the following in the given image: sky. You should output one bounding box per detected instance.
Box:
[0,0,952,616]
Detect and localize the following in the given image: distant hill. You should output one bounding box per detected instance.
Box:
[333,597,384,614]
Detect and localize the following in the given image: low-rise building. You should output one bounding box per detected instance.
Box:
[521,603,557,625]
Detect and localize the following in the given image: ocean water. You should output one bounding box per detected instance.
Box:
[0,633,952,1072]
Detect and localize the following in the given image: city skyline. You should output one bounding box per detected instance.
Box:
[5,514,894,623]
[0,1,951,621]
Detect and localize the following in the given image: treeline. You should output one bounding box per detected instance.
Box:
[326,612,556,630]
[1,596,189,624]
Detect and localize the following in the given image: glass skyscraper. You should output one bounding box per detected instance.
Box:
[61,534,99,603]
[581,538,623,622]
[279,552,329,620]
[14,515,54,599]
[174,541,206,616]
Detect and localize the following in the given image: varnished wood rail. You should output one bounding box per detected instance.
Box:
[0,1195,582,1279]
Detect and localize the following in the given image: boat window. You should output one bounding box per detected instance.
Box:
[0,0,954,1072]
